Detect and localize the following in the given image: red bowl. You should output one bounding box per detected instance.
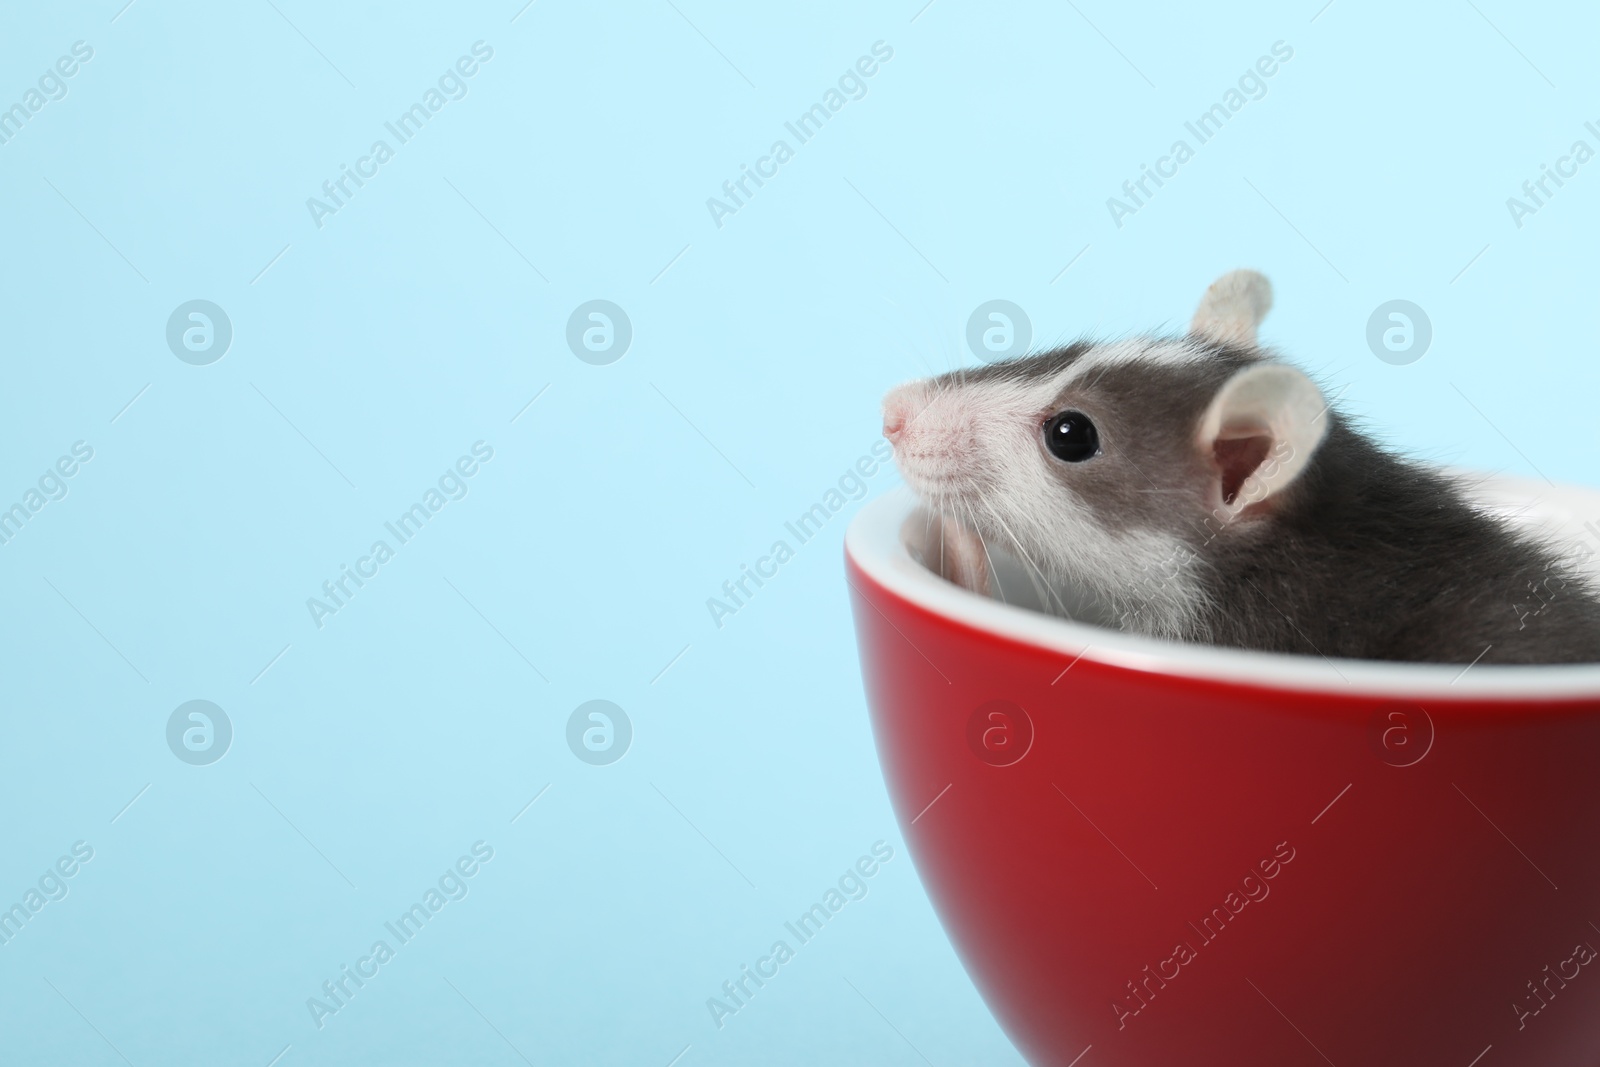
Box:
[845,476,1600,1067]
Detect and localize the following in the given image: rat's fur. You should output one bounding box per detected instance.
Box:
[882,271,1600,664]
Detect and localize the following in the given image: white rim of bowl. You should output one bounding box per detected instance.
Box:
[845,481,1600,702]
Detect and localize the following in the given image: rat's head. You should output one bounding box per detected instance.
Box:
[881,270,1330,630]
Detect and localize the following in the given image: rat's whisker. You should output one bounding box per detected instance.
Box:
[981,499,1072,619]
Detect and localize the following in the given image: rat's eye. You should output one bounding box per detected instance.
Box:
[1043,410,1099,462]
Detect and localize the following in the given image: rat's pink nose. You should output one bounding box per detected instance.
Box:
[882,382,924,447]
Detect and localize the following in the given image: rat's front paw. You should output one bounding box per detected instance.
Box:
[928,513,992,598]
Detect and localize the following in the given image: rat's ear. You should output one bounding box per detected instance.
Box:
[1190,269,1273,347]
[1196,363,1327,517]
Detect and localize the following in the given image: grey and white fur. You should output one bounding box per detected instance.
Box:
[881,270,1600,664]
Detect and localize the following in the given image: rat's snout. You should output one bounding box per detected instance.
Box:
[882,381,927,447]
[881,378,985,499]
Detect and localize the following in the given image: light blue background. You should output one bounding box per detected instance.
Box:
[0,1,1595,1064]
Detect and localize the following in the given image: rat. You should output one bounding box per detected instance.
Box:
[880,269,1600,665]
